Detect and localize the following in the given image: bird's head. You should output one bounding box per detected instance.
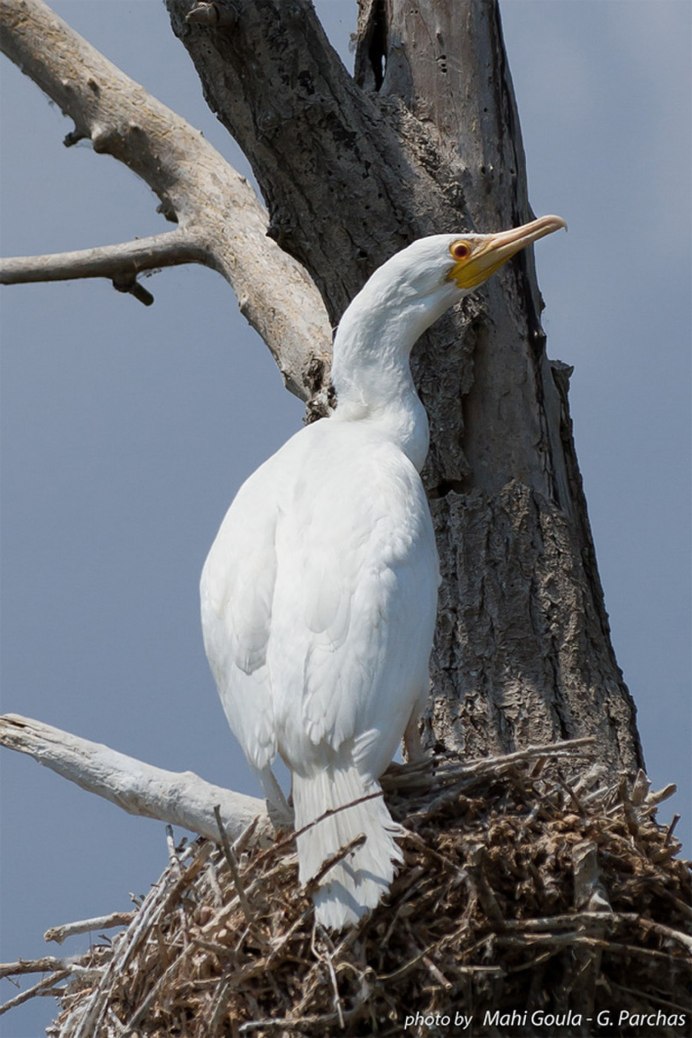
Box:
[332,215,567,412]
[444,214,567,290]
[376,215,567,311]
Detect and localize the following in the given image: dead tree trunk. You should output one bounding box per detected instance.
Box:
[166,0,643,775]
[4,3,683,1032]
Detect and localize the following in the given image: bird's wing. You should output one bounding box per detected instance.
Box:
[267,425,439,778]
[200,445,292,771]
[202,422,438,780]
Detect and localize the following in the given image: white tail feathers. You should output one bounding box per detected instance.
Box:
[292,764,403,930]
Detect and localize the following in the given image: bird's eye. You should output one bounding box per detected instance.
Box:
[450,241,471,261]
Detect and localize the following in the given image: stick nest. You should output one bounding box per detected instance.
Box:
[28,743,692,1036]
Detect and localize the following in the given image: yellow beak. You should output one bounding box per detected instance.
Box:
[448,214,567,290]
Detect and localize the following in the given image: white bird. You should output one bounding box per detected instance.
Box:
[201,216,565,929]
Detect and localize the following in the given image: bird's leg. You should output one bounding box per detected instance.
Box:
[258,765,294,830]
[403,715,431,765]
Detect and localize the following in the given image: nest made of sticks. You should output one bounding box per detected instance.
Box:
[9,740,692,1038]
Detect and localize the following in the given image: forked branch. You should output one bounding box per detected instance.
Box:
[0,0,332,398]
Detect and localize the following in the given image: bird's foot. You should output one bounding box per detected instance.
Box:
[403,718,432,766]
[258,765,294,831]
[266,798,295,831]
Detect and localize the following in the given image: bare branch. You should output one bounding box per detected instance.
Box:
[0,230,209,305]
[213,804,256,929]
[0,713,269,844]
[0,957,70,980]
[501,912,692,955]
[0,968,72,1016]
[44,912,136,945]
[0,0,331,398]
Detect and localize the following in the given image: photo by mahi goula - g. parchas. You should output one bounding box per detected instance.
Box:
[200,217,566,930]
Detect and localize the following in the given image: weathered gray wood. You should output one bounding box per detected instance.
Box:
[0,0,331,399]
[165,0,455,318]
[166,0,643,774]
[0,714,270,843]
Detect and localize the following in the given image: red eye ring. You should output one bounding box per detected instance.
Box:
[450,241,471,261]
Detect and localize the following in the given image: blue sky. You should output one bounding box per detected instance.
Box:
[1,3,690,1034]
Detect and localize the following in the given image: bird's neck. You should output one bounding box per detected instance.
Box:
[330,295,438,473]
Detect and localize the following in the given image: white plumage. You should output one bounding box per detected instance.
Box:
[201,217,565,928]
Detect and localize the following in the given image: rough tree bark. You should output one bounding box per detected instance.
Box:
[0,0,642,795]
